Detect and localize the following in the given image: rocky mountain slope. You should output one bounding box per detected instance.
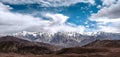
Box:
[84,40,120,48]
[54,40,120,57]
[0,36,58,54]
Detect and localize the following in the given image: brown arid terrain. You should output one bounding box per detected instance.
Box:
[0,36,120,57]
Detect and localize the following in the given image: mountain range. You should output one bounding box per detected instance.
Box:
[0,36,120,57]
[10,31,120,47]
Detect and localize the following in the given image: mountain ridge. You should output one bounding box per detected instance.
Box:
[1,31,120,47]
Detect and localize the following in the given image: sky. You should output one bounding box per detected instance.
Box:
[0,0,120,34]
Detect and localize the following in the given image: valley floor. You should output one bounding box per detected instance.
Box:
[0,52,120,57]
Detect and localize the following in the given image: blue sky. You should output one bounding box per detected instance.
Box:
[0,0,120,34]
[8,1,100,30]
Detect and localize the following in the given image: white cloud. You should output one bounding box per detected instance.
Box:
[97,5,102,9]
[97,25,120,33]
[0,2,12,11]
[41,25,86,33]
[90,18,120,33]
[90,18,120,24]
[91,1,120,19]
[0,0,95,7]
[90,0,120,33]
[0,9,45,34]
[45,13,69,24]
[101,0,117,6]
[0,2,86,34]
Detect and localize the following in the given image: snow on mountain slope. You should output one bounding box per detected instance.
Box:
[13,31,54,43]
[12,31,120,47]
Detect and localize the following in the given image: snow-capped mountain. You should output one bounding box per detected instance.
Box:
[13,31,54,43]
[12,31,120,47]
